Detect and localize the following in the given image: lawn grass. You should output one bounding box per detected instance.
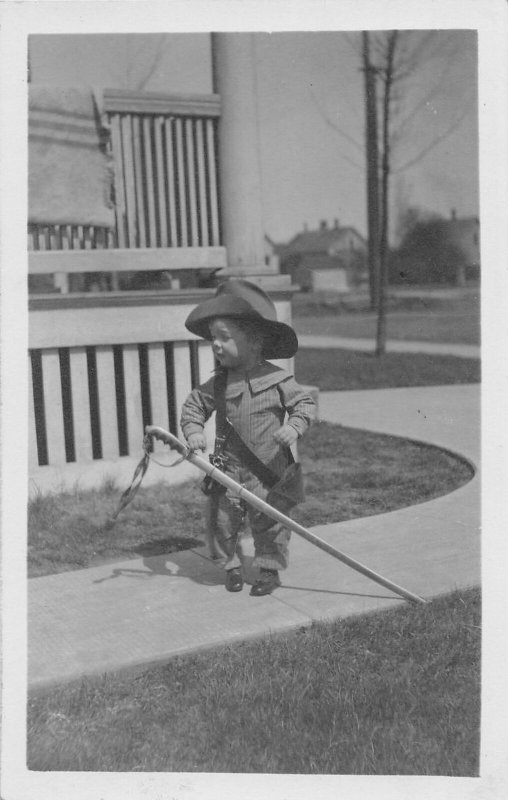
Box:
[292,288,480,345]
[28,422,474,577]
[295,311,480,345]
[27,586,480,774]
[295,348,480,391]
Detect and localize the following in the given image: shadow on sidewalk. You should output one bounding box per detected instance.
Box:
[91,553,400,604]
[278,584,401,602]
[91,544,258,588]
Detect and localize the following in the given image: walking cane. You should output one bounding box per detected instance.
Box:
[145,425,426,605]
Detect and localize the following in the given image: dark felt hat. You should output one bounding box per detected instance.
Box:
[184,279,298,359]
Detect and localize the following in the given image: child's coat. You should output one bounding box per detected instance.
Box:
[180,361,316,570]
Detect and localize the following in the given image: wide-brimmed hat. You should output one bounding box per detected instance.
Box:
[184,279,298,359]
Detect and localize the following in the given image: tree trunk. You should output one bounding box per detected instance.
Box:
[376,32,398,357]
[362,32,380,311]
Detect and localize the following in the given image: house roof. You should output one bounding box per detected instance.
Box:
[283,225,366,255]
[441,216,479,231]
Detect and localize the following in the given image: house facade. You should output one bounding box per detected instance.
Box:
[445,211,480,284]
[277,219,367,292]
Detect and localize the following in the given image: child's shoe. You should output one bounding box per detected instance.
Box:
[225,568,244,592]
[249,568,281,597]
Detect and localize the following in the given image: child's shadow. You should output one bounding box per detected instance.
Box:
[93,537,256,587]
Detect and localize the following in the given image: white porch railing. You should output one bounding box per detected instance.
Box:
[104,89,221,250]
[29,289,217,471]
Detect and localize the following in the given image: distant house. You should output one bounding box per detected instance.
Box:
[264,234,280,271]
[276,219,367,292]
[443,210,480,284]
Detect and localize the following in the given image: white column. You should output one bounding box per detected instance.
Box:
[212,33,266,273]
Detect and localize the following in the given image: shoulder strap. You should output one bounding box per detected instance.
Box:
[213,369,229,437]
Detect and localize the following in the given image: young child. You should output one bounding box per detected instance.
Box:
[180,279,316,596]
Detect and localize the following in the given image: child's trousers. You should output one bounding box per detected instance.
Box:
[205,475,291,572]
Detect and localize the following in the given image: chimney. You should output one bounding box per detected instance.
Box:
[451,208,457,220]
[334,218,340,229]
[320,220,327,230]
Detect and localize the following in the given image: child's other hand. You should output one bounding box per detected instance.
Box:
[187,432,207,451]
[273,425,298,447]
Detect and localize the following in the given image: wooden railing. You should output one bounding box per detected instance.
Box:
[29,290,216,471]
[28,223,115,252]
[104,89,221,251]
[28,243,228,473]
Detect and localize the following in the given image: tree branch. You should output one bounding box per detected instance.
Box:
[391,57,456,141]
[392,102,473,173]
[308,85,364,170]
[135,35,167,91]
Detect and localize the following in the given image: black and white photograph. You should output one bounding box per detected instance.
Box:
[1,1,507,799]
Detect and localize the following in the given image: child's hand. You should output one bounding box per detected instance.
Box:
[187,432,207,452]
[273,425,298,447]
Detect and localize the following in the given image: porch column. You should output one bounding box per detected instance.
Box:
[212,33,267,273]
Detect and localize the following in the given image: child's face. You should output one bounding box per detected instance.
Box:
[209,318,261,369]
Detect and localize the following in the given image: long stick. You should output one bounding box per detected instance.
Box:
[145,426,426,604]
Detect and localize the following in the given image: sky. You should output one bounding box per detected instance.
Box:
[29,30,479,245]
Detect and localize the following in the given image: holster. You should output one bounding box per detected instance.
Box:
[266,461,305,514]
[201,468,227,497]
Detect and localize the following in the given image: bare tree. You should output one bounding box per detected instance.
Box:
[311,31,472,324]
[361,32,380,310]
[375,31,398,355]
[360,30,473,354]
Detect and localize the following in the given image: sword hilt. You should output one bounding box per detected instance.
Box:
[144,426,190,457]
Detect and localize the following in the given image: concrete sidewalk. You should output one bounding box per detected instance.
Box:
[298,334,480,359]
[28,384,481,691]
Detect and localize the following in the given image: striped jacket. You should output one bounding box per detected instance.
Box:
[180,361,316,480]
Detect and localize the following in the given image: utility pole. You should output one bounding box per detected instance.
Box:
[362,32,380,311]
[376,31,398,356]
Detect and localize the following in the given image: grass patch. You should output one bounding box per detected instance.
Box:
[28,423,473,578]
[28,478,204,578]
[292,288,480,344]
[27,587,480,774]
[295,422,473,527]
[295,348,480,391]
[292,287,480,316]
[295,311,480,345]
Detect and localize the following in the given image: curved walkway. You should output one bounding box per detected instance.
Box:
[28,384,481,690]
